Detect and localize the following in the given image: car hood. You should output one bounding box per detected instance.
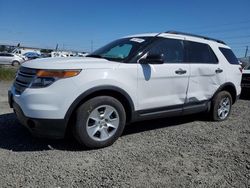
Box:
[21,57,120,70]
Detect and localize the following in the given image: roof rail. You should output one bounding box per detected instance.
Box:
[165,30,226,45]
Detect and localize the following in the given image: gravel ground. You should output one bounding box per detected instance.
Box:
[0,80,249,187]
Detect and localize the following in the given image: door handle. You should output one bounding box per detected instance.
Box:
[175,68,187,75]
[215,68,223,73]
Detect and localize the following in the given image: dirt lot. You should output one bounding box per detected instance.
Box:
[0,80,249,187]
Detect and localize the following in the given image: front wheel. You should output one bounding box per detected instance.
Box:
[74,96,126,148]
[210,91,232,121]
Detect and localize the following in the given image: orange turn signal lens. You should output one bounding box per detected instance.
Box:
[36,69,81,78]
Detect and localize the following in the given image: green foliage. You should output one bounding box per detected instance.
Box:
[40,49,53,53]
[0,66,17,81]
[0,45,7,52]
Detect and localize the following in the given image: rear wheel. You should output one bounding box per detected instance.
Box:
[210,91,232,121]
[74,96,126,148]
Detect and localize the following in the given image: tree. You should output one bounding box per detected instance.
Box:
[40,49,53,53]
[0,45,7,52]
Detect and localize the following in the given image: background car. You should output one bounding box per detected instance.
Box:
[0,52,27,66]
[23,52,41,60]
[241,64,250,90]
[40,53,51,58]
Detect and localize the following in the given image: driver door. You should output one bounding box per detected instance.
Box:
[137,37,190,114]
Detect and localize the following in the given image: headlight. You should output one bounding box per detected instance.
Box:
[30,69,81,88]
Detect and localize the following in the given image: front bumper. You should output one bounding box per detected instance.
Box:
[9,91,66,139]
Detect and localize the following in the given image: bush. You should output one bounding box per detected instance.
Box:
[0,66,17,81]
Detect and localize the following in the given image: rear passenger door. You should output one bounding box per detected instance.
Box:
[137,37,190,111]
[185,41,225,103]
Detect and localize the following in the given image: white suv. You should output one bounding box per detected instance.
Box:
[9,31,242,148]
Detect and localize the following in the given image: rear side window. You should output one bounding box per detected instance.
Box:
[185,41,218,63]
[219,48,239,64]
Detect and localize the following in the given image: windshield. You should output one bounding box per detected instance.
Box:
[87,37,154,62]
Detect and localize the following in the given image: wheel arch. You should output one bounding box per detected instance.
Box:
[212,82,237,104]
[64,86,135,134]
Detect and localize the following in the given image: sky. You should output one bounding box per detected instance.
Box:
[0,0,250,57]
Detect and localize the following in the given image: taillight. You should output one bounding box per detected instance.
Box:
[239,67,243,73]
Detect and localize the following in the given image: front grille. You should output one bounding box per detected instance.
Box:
[14,67,37,94]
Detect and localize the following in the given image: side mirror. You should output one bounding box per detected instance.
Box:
[139,54,164,64]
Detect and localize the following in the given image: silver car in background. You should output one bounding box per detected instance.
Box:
[0,53,27,66]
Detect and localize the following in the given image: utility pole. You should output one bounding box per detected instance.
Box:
[245,46,248,57]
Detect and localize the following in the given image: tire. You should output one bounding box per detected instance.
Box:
[210,91,232,121]
[12,61,20,66]
[74,96,126,148]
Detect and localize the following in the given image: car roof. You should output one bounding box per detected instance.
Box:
[123,33,158,38]
[124,31,229,48]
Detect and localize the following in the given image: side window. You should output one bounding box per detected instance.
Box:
[4,53,13,57]
[147,38,184,63]
[185,41,218,63]
[219,47,239,65]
